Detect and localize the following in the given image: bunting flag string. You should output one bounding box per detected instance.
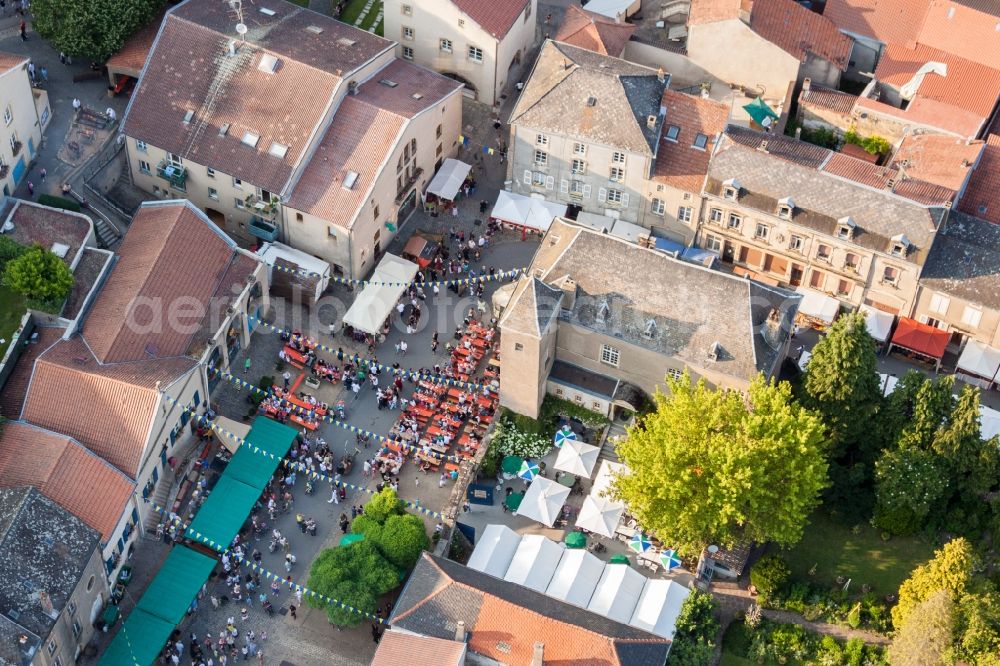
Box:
[268,261,525,287]
[213,369,471,464]
[247,316,499,392]
[163,394,449,517]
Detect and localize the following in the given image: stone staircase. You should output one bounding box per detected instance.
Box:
[143,465,175,537]
[598,423,627,463]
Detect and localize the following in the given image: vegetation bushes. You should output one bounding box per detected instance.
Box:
[36,195,82,213]
[750,555,791,604]
[668,590,719,666]
[843,128,892,156]
[723,619,886,665]
[30,0,165,61]
[2,244,74,311]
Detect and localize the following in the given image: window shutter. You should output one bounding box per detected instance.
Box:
[545,176,554,190]
[583,184,592,199]
[621,193,630,207]
[523,170,531,185]
[598,188,606,202]
[559,179,568,194]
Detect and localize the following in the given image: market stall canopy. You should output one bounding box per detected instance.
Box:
[223,416,296,490]
[957,339,1000,380]
[583,0,639,21]
[426,158,471,201]
[554,439,600,477]
[98,608,176,666]
[545,549,605,607]
[980,406,1000,440]
[184,475,261,549]
[491,191,566,232]
[503,534,565,592]
[401,235,438,269]
[743,97,779,129]
[467,524,521,577]
[214,415,251,454]
[890,317,949,360]
[515,476,571,527]
[135,546,217,625]
[610,219,650,245]
[860,304,894,343]
[575,494,625,538]
[795,287,840,326]
[587,560,646,623]
[629,579,691,639]
[342,253,419,335]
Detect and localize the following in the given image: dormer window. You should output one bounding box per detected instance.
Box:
[890,233,910,257]
[777,196,794,219]
[838,216,856,241]
[596,300,610,324]
[642,319,657,340]
[722,178,740,200]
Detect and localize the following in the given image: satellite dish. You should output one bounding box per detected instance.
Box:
[707,545,720,554]
[235,23,248,35]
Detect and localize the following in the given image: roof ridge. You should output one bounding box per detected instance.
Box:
[390,554,455,623]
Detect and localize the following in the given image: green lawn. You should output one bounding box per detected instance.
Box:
[338,0,369,26]
[777,512,935,597]
[0,283,26,353]
[720,622,763,666]
[286,0,309,6]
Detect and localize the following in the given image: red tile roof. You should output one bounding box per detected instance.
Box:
[0,51,28,74]
[371,632,465,666]
[554,5,636,57]
[106,12,163,76]
[799,85,857,114]
[0,326,64,420]
[453,0,531,39]
[653,90,730,193]
[822,151,957,205]
[958,132,1000,224]
[890,133,983,192]
[22,336,194,477]
[823,0,930,45]
[917,0,1000,70]
[750,0,852,69]
[82,202,253,363]
[122,1,391,194]
[0,422,135,541]
[688,0,746,25]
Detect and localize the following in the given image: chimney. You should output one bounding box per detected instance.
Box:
[758,140,769,153]
[802,77,811,92]
[530,642,545,666]
[657,67,665,83]
[39,591,54,618]
[454,620,467,642]
[795,127,802,140]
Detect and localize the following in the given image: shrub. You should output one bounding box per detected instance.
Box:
[0,237,27,265]
[751,555,791,603]
[36,194,82,213]
[3,245,73,303]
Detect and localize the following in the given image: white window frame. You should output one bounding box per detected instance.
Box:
[208,186,219,201]
[961,305,982,328]
[666,368,683,380]
[705,234,722,252]
[817,244,831,262]
[535,133,548,146]
[882,266,899,285]
[651,198,665,216]
[789,235,803,252]
[440,38,452,52]
[754,222,769,240]
[135,139,148,153]
[928,293,950,315]
[571,159,586,175]
[206,167,216,178]
[606,188,626,206]
[235,197,246,210]
[569,180,586,198]
[600,344,620,367]
[402,26,414,40]
[468,45,483,62]
[609,166,625,183]
[612,151,626,164]
[727,213,741,229]
[531,171,546,187]
[402,46,414,60]
[533,149,548,166]
[3,106,11,126]
[677,206,692,223]
[665,125,680,142]
[233,177,243,189]
[573,142,587,156]
[401,3,412,15]
[138,160,151,175]
[693,133,708,150]
[710,208,723,223]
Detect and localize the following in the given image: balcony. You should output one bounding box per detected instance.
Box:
[156,160,187,190]
[396,167,423,204]
[248,215,279,242]
[246,193,278,220]
[10,141,22,157]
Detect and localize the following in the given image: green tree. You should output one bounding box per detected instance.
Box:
[897,376,955,451]
[352,488,429,570]
[613,373,828,554]
[934,386,999,499]
[305,541,398,627]
[30,0,163,62]
[893,538,976,630]
[363,487,405,524]
[750,555,791,603]
[888,589,955,666]
[666,590,717,666]
[873,447,949,534]
[2,245,73,303]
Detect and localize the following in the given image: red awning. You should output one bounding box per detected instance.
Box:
[891,317,949,359]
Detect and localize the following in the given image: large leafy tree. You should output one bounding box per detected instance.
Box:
[888,589,955,666]
[873,447,949,535]
[3,245,73,303]
[892,538,976,630]
[351,488,429,570]
[30,0,163,61]
[613,373,828,554]
[305,541,398,627]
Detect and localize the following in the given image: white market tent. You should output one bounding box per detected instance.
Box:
[980,406,1000,440]
[516,476,571,527]
[490,191,566,233]
[592,460,628,500]
[860,304,894,343]
[879,373,898,396]
[797,350,812,372]
[342,254,418,335]
[545,549,605,607]
[956,339,1000,385]
[583,0,641,22]
[503,534,564,592]
[554,440,600,477]
[629,580,691,639]
[467,524,522,578]
[426,159,471,201]
[795,287,840,326]
[610,219,650,245]
[215,416,251,454]
[587,562,646,623]
[575,494,625,538]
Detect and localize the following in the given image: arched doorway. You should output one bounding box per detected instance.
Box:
[442,72,478,99]
[205,207,226,227]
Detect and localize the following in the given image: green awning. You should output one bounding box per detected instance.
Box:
[504,491,524,512]
[340,533,365,546]
[565,531,587,549]
[136,546,217,625]
[185,475,261,551]
[742,97,779,128]
[98,608,175,666]
[223,416,297,490]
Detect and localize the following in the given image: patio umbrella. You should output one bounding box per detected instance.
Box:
[515,476,571,527]
[565,531,587,549]
[518,460,540,481]
[575,494,625,538]
[501,455,524,475]
[628,533,653,553]
[553,425,577,448]
[504,492,525,512]
[554,439,600,477]
[659,549,682,572]
[608,553,631,565]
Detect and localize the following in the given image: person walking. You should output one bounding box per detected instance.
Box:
[288,605,297,620]
[39,66,47,82]
[39,167,46,181]
[19,19,27,41]
[26,181,34,196]
[282,371,290,389]
[244,357,251,374]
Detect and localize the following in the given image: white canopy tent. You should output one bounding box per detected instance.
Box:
[592,460,628,500]
[342,254,418,335]
[795,287,840,326]
[425,159,471,201]
[628,580,691,639]
[587,562,646,623]
[878,373,898,396]
[490,191,566,233]
[797,350,812,372]
[574,211,613,233]
[956,339,1000,385]
[554,440,600,477]
[467,524,522,578]
[503,534,565,592]
[545,549,605,607]
[575,494,625,538]
[860,304,894,343]
[516,476,571,527]
[980,406,1000,440]
[215,416,251,454]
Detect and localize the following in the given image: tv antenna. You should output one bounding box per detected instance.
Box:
[226,0,247,42]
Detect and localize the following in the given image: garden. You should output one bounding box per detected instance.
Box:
[720,618,886,666]
[0,236,74,352]
[336,0,384,36]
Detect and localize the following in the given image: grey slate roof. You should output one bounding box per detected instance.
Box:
[550,360,620,398]
[0,488,100,666]
[509,41,667,155]
[707,131,946,264]
[533,219,800,382]
[390,553,671,666]
[919,211,1000,309]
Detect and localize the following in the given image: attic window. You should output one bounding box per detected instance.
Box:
[777,197,794,219]
[305,25,324,34]
[337,37,356,47]
[642,319,657,340]
[586,96,597,107]
[259,7,276,16]
[890,233,910,257]
[241,131,260,148]
[596,300,610,324]
[258,54,279,73]
[343,171,359,190]
[219,123,230,137]
[665,125,680,142]
[693,133,708,150]
[707,341,721,361]
[268,142,289,159]
[379,79,398,87]
[182,109,194,124]
[722,178,740,200]
[412,93,423,100]
[837,216,856,240]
